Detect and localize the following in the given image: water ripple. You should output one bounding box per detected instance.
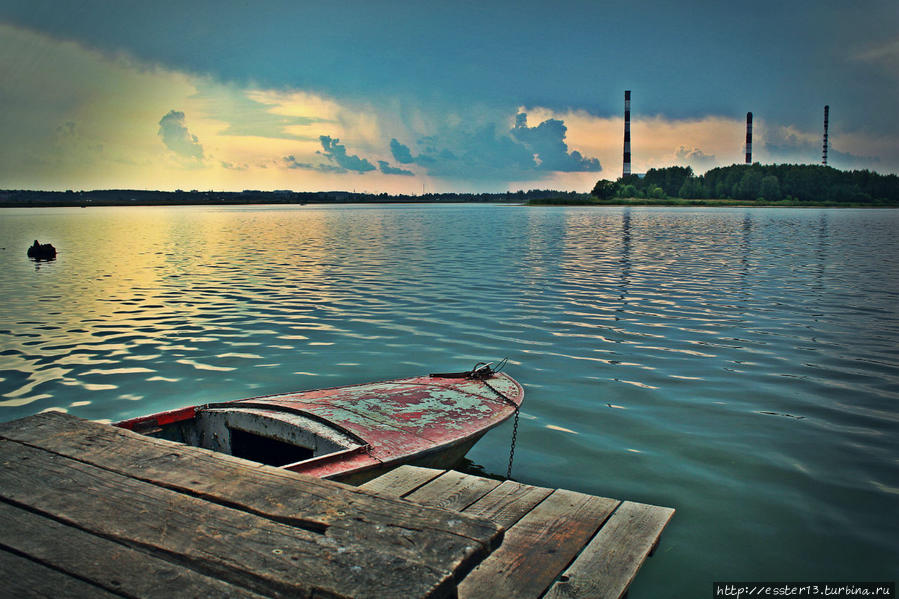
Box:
[1,204,897,595]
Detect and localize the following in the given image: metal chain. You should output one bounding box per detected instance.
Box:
[481,375,520,481]
[506,406,519,480]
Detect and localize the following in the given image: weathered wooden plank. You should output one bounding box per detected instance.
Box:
[543,501,675,599]
[406,470,503,512]
[0,412,501,579]
[462,480,554,529]
[0,550,122,599]
[360,465,446,496]
[0,439,455,599]
[457,489,620,599]
[0,502,268,599]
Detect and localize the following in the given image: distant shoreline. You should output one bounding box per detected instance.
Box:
[4,198,898,209]
[0,199,520,208]
[526,197,899,208]
[0,189,577,208]
[3,190,897,209]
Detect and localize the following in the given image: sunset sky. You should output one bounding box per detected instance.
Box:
[1,0,897,193]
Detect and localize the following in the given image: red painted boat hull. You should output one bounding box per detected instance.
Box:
[116,371,523,483]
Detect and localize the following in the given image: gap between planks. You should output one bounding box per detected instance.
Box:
[362,465,675,599]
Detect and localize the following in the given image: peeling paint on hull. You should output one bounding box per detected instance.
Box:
[116,372,523,482]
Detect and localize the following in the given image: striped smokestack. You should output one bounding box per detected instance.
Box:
[745,112,753,164]
[822,105,829,165]
[623,90,631,177]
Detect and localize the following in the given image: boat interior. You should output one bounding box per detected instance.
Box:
[143,404,365,467]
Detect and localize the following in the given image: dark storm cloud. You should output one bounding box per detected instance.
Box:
[377,161,414,176]
[388,113,600,180]
[318,136,376,173]
[390,138,414,164]
[389,126,529,180]
[511,113,601,172]
[3,0,896,137]
[4,0,896,183]
[157,110,203,159]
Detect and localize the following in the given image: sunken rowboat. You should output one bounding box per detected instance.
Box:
[116,364,523,484]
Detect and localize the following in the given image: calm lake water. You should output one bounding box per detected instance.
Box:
[2,204,897,595]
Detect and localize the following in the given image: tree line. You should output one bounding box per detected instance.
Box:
[591,164,899,204]
[1,188,588,207]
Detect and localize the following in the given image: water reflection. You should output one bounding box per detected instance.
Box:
[1,205,898,598]
[617,208,632,315]
[738,211,752,313]
[814,211,828,290]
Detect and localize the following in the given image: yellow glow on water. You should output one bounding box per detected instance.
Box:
[546,424,578,434]
[0,394,52,408]
[83,368,154,376]
[2,367,72,399]
[176,359,236,372]
[616,379,659,389]
[2,203,897,597]
[870,480,899,495]
[80,383,119,391]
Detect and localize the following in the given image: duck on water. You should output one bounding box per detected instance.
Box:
[27,240,57,260]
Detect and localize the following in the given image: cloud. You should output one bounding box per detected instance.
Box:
[852,38,899,78]
[4,17,895,194]
[318,135,376,173]
[157,110,203,159]
[377,160,414,176]
[282,155,312,169]
[390,138,414,164]
[511,113,601,172]
[4,2,899,141]
[56,121,77,139]
[675,145,717,169]
[193,83,331,141]
[760,124,825,163]
[384,113,601,182]
[283,154,347,173]
[761,124,880,169]
[315,163,348,173]
[393,124,529,180]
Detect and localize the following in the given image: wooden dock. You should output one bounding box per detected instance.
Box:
[361,466,674,599]
[0,412,673,598]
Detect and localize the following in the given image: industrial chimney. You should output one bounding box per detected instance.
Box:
[822,105,829,165]
[745,112,753,164]
[623,90,631,177]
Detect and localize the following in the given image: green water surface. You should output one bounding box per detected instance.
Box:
[1,204,897,596]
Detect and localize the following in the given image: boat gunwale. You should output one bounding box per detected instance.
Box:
[203,401,372,447]
[225,371,524,408]
[113,371,524,481]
